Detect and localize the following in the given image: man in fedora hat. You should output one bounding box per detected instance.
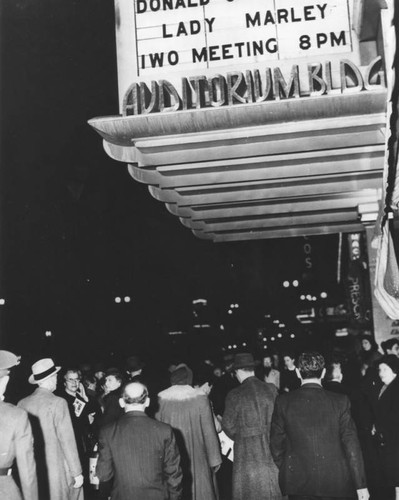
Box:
[18,358,84,500]
[0,350,38,500]
[222,353,283,500]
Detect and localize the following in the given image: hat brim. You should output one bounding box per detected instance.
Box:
[29,366,61,384]
[233,360,260,370]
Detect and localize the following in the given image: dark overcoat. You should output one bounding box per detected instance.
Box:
[371,375,399,487]
[222,376,283,500]
[270,383,366,497]
[97,411,182,500]
[0,400,38,500]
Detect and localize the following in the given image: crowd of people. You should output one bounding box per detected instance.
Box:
[1,333,399,500]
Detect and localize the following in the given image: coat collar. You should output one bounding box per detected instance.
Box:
[300,382,323,389]
[123,410,148,418]
[242,376,258,384]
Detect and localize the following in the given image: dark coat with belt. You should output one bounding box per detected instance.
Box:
[222,376,283,500]
[371,375,399,487]
[97,411,182,500]
[0,400,38,500]
[270,383,366,497]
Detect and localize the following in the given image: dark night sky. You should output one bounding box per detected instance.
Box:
[0,0,346,364]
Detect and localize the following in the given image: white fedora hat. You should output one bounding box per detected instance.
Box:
[29,358,61,384]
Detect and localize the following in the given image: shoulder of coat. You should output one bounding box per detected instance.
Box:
[158,385,198,401]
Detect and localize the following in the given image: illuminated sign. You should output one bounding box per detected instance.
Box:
[123,57,384,115]
[132,0,352,76]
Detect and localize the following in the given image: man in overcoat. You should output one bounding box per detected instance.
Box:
[18,358,84,500]
[97,381,182,500]
[270,351,369,500]
[222,352,283,500]
[0,350,38,500]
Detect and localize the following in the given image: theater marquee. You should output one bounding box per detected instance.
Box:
[90,0,388,246]
[114,0,384,116]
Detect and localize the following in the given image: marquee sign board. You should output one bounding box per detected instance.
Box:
[116,0,353,83]
[114,0,386,116]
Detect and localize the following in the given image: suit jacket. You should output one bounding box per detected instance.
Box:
[18,388,82,500]
[0,400,38,500]
[270,382,366,497]
[97,411,182,500]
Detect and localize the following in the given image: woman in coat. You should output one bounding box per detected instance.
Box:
[371,355,399,500]
[156,365,222,500]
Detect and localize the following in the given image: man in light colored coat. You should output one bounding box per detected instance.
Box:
[0,350,38,500]
[19,358,84,500]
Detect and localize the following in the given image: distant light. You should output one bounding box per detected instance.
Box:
[306,295,312,301]
[168,331,185,336]
[193,298,207,305]
[235,303,239,308]
[292,280,299,287]
[283,281,290,288]
[300,295,305,300]
[124,296,131,303]
[0,298,5,306]
[242,342,247,347]
[228,345,232,349]
[312,296,317,301]
[230,304,235,308]
[233,344,237,349]
[263,345,267,349]
[264,314,271,318]
[273,320,280,325]
[271,337,276,341]
[115,297,121,303]
[320,292,328,299]
[277,333,282,338]
[263,337,267,341]
[290,334,295,338]
[279,323,285,328]
[45,330,52,338]
[220,324,225,331]
[228,310,233,315]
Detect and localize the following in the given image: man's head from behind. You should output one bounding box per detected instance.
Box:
[120,382,149,412]
[381,338,399,357]
[297,352,325,381]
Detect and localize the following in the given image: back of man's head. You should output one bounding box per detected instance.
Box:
[381,338,399,355]
[298,352,325,379]
[122,382,149,409]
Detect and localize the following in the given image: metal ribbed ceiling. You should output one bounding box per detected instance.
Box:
[89,88,386,241]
